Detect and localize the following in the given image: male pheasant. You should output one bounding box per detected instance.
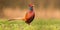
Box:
[23,4,35,25]
[8,4,35,25]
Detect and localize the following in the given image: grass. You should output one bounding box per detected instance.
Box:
[0,18,60,30]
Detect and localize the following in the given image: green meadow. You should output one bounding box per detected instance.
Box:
[0,19,60,30]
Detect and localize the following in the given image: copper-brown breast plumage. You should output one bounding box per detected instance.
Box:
[25,11,35,24]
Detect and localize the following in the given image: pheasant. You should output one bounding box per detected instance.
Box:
[23,4,35,25]
[8,4,35,25]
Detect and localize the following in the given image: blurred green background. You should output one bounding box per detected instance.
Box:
[0,19,60,30]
